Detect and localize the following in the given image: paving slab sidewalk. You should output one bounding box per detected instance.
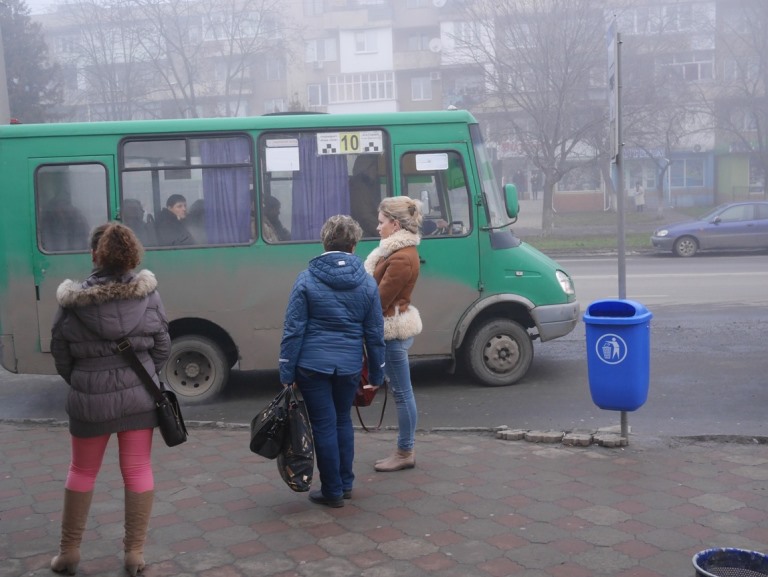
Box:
[2,422,768,577]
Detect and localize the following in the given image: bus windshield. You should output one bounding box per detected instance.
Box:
[470,124,508,229]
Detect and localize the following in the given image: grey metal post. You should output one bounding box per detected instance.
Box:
[0,24,10,123]
[615,32,629,441]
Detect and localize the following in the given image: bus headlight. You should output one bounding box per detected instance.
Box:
[555,270,575,296]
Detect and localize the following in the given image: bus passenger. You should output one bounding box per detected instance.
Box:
[40,192,90,252]
[279,215,385,507]
[50,223,170,576]
[262,195,291,242]
[121,199,157,246]
[364,196,423,472]
[186,199,207,244]
[349,155,382,237]
[155,194,194,246]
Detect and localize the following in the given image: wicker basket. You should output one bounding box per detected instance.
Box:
[693,548,768,577]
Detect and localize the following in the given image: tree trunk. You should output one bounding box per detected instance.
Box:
[540,183,556,233]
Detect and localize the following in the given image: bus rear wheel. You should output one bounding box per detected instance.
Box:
[463,319,533,387]
[161,335,229,404]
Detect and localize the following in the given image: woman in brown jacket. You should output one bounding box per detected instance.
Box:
[364,196,423,471]
[50,223,170,576]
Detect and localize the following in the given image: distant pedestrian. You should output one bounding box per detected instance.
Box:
[50,223,170,576]
[633,181,646,213]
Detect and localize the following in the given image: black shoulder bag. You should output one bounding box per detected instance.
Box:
[116,339,188,447]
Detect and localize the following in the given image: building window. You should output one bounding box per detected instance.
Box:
[407,34,431,51]
[54,35,79,56]
[303,0,323,16]
[354,30,378,54]
[266,59,285,81]
[723,58,758,82]
[411,77,432,101]
[305,38,337,63]
[307,83,327,107]
[328,72,394,103]
[670,158,704,188]
[453,21,479,47]
[659,51,713,82]
[749,158,764,191]
[264,99,287,114]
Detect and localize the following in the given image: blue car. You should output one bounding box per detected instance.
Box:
[651,201,768,257]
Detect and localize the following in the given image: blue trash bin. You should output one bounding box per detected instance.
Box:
[583,299,652,411]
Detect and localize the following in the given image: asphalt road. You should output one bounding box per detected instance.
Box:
[2,253,766,440]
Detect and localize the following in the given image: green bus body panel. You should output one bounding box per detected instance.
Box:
[0,110,578,380]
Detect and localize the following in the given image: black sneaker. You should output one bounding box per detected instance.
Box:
[343,489,352,500]
[309,490,344,508]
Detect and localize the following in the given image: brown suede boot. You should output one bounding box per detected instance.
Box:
[123,490,154,577]
[51,489,94,575]
[374,449,415,472]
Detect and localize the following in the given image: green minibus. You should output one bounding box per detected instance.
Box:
[0,110,578,403]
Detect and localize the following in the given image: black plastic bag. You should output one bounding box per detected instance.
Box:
[249,387,290,459]
[277,387,314,492]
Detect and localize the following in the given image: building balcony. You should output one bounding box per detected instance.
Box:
[393,50,441,71]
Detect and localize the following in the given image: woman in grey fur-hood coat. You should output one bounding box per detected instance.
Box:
[51,268,171,437]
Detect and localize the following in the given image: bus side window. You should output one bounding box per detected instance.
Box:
[121,135,253,248]
[36,164,108,253]
[401,151,471,237]
[260,132,389,242]
[349,154,384,238]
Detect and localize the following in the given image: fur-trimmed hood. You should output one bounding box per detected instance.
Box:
[364,230,420,275]
[57,269,158,308]
[55,269,160,341]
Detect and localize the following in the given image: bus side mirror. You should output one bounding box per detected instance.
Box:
[504,183,519,218]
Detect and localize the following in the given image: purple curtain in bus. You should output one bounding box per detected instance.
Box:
[200,138,251,244]
[291,135,350,241]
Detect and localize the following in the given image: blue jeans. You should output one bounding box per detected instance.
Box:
[296,367,359,499]
[385,337,417,451]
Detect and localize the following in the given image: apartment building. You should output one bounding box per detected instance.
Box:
[35,0,765,208]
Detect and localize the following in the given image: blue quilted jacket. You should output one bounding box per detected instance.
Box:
[279,251,386,386]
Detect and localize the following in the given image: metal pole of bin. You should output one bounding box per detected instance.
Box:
[609,24,629,441]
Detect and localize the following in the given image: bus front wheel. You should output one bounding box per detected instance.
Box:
[161,335,230,404]
[463,319,533,387]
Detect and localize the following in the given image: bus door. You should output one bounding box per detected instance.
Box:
[394,144,480,356]
[31,157,114,362]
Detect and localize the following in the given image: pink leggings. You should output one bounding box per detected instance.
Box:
[66,429,154,493]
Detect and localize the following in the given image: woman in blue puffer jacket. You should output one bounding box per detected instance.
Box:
[279,215,386,508]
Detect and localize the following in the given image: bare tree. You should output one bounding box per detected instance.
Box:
[457,0,606,232]
[59,0,157,120]
[57,0,289,119]
[130,0,287,118]
[616,4,716,214]
[706,0,767,199]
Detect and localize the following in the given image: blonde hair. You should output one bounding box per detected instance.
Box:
[378,197,423,234]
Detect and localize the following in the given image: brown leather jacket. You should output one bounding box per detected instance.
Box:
[364,230,422,341]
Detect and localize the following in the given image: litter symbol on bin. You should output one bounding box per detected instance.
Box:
[595,333,627,365]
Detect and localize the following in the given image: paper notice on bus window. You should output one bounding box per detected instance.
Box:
[265,146,300,172]
[317,131,383,155]
[415,153,449,171]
